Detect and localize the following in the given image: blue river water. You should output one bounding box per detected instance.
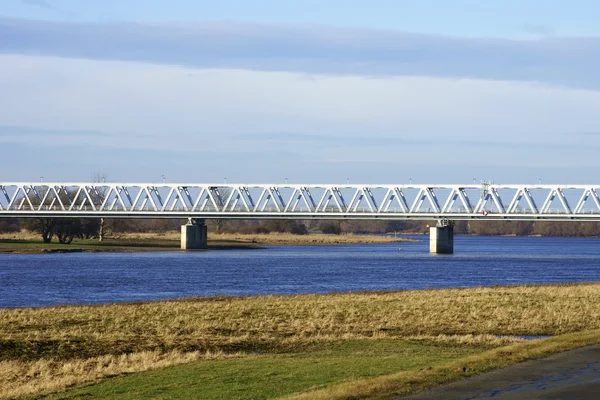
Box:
[1,235,600,308]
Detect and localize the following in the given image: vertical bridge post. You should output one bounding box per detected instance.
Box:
[181,218,207,250]
[430,219,454,254]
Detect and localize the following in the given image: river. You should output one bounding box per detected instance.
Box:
[1,235,599,308]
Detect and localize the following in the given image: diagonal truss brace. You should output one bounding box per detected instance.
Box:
[1,183,600,220]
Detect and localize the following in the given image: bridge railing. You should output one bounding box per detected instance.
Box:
[1,183,600,220]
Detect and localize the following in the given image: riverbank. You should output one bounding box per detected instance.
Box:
[0,231,416,253]
[210,232,417,245]
[0,236,260,253]
[3,283,600,399]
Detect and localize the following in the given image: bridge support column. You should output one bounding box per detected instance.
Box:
[429,220,454,254]
[181,218,207,250]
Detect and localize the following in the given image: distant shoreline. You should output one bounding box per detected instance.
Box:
[0,231,417,254]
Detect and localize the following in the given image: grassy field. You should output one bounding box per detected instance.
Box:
[0,231,415,253]
[3,283,600,399]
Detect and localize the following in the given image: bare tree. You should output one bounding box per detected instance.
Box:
[27,218,56,243]
[208,186,231,234]
[21,185,57,243]
[54,218,80,244]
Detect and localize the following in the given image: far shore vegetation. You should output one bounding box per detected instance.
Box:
[0,230,416,254]
[2,283,600,399]
[1,217,600,254]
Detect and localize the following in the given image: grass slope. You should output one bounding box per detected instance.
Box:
[40,331,600,400]
[40,340,486,400]
[285,330,600,400]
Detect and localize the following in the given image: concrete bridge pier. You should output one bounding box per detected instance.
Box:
[429,220,454,254]
[181,218,207,250]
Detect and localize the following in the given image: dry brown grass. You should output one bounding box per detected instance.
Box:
[0,230,183,242]
[208,232,416,245]
[95,231,416,245]
[3,284,600,357]
[2,283,600,398]
[106,231,181,240]
[0,231,40,241]
[1,230,415,246]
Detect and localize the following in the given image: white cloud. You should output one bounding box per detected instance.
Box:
[1,53,600,181]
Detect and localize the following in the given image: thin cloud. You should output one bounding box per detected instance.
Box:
[1,18,600,89]
[570,131,600,137]
[235,132,599,151]
[522,23,556,37]
[0,125,125,138]
[21,0,55,10]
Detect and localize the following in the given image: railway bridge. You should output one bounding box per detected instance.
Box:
[2,182,600,253]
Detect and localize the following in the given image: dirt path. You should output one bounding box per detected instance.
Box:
[402,344,600,399]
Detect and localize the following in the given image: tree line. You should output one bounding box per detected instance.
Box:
[2,217,600,243]
[210,219,600,237]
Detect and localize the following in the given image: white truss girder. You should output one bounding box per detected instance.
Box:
[1,183,600,220]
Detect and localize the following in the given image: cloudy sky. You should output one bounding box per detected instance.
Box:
[1,0,600,183]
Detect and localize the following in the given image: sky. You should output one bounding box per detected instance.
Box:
[1,0,600,184]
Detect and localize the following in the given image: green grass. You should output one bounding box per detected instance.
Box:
[0,238,177,253]
[286,329,600,400]
[39,340,486,400]
[0,237,257,253]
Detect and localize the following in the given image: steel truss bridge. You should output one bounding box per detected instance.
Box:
[1,182,600,221]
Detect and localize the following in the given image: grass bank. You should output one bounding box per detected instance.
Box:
[3,283,600,398]
[0,231,415,253]
[283,329,600,400]
[38,339,495,400]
